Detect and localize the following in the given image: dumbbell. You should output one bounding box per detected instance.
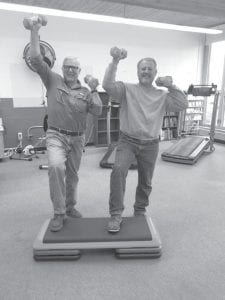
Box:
[84,75,99,88]
[23,15,47,30]
[155,76,173,87]
[110,47,127,60]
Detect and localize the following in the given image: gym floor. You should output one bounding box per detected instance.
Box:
[0,141,225,300]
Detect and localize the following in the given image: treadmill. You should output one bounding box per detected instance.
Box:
[161,84,219,165]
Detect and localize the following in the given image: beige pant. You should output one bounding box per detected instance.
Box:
[46,129,85,215]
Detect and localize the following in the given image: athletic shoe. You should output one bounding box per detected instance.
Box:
[108,215,122,233]
[50,214,66,232]
[66,208,82,218]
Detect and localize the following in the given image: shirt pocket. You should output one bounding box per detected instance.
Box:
[74,92,88,113]
[56,86,69,105]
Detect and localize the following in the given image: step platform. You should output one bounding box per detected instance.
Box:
[33,216,162,261]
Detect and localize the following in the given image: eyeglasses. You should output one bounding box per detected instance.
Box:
[63,65,80,72]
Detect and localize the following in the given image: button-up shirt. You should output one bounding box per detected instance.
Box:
[31,55,102,132]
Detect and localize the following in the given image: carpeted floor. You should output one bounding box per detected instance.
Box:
[0,141,225,300]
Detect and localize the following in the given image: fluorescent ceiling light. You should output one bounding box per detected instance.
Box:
[0,2,222,35]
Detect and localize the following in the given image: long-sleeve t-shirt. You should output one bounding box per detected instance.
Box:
[103,62,188,140]
[30,55,102,132]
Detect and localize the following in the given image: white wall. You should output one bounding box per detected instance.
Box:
[0,10,205,107]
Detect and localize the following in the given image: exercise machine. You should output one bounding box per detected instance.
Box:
[100,100,137,169]
[33,215,161,260]
[27,122,48,168]
[7,132,33,161]
[161,84,219,164]
[27,125,47,156]
[8,122,47,162]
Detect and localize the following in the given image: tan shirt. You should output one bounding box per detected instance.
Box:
[103,62,188,140]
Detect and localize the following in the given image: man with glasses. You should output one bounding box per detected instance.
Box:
[25,15,102,232]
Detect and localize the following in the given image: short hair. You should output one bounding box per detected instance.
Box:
[63,57,81,68]
[137,57,157,69]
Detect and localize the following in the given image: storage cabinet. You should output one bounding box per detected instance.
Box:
[160,112,179,140]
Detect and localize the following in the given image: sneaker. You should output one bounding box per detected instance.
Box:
[50,214,65,232]
[66,208,82,218]
[108,215,122,233]
[134,210,146,217]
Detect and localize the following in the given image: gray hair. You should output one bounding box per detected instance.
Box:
[63,57,81,68]
[137,57,157,69]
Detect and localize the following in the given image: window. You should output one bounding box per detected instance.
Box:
[208,41,225,128]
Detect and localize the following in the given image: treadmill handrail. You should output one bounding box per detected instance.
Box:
[209,91,220,150]
[187,84,217,96]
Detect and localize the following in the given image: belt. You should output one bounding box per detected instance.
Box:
[49,126,83,136]
[121,132,159,144]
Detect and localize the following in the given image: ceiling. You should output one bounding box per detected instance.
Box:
[1,0,225,29]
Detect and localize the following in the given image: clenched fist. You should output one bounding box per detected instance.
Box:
[110,47,127,62]
[84,75,99,91]
[23,15,47,30]
[155,76,173,88]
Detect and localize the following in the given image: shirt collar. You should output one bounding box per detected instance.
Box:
[64,79,82,90]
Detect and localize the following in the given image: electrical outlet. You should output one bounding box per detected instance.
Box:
[18,132,23,140]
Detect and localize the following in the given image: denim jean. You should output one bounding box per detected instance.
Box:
[46,129,85,215]
[109,132,159,216]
